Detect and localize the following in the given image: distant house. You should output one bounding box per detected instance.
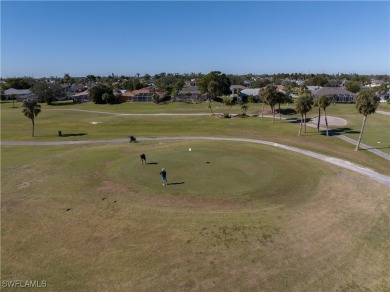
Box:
[175,86,205,102]
[3,88,37,102]
[379,89,390,103]
[121,88,160,102]
[312,87,355,103]
[240,88,260,97]
[72,90,89,103]
[367,79,383,88]
[306,86,322,92]
[230,85,247,94]
[77,84,87,92]
[240,88,261,102]
[4,88,32,96]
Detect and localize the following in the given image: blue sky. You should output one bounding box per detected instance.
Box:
[1,1,389,77]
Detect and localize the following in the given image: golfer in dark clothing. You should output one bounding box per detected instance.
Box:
[140,154,146,165]
[160,168,167,186]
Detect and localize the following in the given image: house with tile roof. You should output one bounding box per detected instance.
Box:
[312,87,355,103]
[121,88,162,102]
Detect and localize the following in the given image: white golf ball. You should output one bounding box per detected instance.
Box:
[189,148,191,151]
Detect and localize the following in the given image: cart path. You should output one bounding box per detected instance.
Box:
[377,110,390,116]
[45,108,389,160]
[1,136,389,187]
[46,108,214,116]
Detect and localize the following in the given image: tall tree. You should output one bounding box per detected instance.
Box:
[86,75,97,83]
[5,77,34,89]
[276,91,288,121]
[22,99,41,137]
[198,71,231,99]
[207,81,219,116]
[171,80,185,100]
[345,81,361,93]
[355,88,380,150]
[318,95,331,136]
[63,73,72,85]
[261,85,279,123]
[296,92,314,136]
[32,81,64,105]
[313,99,321,132]
[89,85,114,104]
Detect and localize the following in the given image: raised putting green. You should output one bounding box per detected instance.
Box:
[115,140,320,203]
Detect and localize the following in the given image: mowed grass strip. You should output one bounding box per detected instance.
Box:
[1,141,390,291]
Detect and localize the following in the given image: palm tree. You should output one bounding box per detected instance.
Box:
[261,85,278,123]
[207,81,219,116]
[296,92,314,136]
[355,88,380,150]
[318,95,330,136]
[276,91,287,121]
[22,99,41,137]
[313,99,321,132]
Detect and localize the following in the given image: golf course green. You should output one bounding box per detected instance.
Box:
[1,101,390,291]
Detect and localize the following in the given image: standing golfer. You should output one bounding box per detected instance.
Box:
[140,153,146,165]
[160,168,168,186]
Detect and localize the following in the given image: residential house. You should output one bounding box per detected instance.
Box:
[175,86,205,102]
[240,88,261,102]
[230,85,247,94]
[121,88,159,102]
[3,88,38,102]
[312,87,355,103]
[72,90,89,103]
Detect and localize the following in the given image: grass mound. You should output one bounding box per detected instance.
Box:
[106,141,321,206]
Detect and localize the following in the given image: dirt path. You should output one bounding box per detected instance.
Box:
[2,136,389,187]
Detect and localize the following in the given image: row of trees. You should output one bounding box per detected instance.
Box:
[3,72,388,93]
[294,88,380,150]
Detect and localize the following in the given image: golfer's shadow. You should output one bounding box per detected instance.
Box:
[167,182,185,185]
[147,162,158,165]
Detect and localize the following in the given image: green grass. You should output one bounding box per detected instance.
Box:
[2,101,389,174]
[2,141,390,291]
[1,101,390,291]
[320,103,390,153]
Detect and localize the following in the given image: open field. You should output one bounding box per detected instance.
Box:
[1,101,390,291]
[2,141,390,291]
